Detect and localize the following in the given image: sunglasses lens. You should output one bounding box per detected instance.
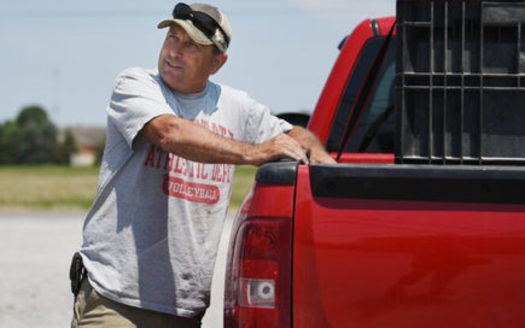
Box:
[173,3,192,18]
[192,13,215,34]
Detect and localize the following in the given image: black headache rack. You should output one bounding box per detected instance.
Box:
[396,0,525,165]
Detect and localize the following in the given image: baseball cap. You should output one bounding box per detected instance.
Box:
[157,2,232,53]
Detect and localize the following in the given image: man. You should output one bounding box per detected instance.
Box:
[71,2,335,327]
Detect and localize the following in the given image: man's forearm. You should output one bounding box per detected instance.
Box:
[141,114,308,166]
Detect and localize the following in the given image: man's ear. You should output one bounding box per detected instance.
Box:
[211,53,228,75]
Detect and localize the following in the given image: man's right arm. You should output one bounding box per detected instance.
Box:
[140,114,308,166]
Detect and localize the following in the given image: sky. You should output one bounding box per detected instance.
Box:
[0,0,395,127]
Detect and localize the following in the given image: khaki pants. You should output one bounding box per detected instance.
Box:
[71,278,202,328]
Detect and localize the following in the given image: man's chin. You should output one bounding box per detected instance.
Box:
[159,72,181,90]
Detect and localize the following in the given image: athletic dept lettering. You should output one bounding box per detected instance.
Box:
[143,119,234,204]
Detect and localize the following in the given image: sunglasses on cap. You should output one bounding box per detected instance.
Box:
[172,3,230,52]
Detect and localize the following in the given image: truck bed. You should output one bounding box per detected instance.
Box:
[293,163,525,327]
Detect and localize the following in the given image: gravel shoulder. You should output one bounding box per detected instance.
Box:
[0,211,233,328]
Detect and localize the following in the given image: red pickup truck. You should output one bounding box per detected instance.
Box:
[224,1,525,327]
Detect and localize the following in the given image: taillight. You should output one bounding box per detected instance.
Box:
[225,216,292,328]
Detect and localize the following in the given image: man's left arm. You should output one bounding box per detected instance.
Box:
[287,126,336,164]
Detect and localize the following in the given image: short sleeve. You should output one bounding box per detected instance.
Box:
[108,68,174,148]
[239,92,293,144]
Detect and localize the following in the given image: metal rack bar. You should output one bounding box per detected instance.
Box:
[443,0,449,163]
[429,0,434,163]
[460,0,466,163]
[479,1,484,165]
[518,22,522,87]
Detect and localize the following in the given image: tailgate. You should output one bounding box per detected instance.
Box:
[293,164,525,327]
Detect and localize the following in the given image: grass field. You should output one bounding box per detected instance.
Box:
[0,165,257,211]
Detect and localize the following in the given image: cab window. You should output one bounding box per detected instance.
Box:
[326,37,396,153]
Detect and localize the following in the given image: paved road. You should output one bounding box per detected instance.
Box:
[0,211,234,328]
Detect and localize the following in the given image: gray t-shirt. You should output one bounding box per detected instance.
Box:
[79,67,292,317]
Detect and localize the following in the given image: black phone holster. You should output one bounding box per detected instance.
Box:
[69,252,86,296]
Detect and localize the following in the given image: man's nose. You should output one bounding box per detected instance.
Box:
[170,41,184,57]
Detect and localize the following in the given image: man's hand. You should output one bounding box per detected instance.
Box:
[287,126,336,164]
[308,148,337,164]
[249,133,309,166]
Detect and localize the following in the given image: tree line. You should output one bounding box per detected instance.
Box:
[0,105,78,165]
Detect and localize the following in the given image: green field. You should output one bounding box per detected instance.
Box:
[0,165,256,211]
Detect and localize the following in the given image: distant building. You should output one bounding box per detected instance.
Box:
[61,126,106,166]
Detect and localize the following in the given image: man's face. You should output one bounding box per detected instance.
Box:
[158,25,226,93]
